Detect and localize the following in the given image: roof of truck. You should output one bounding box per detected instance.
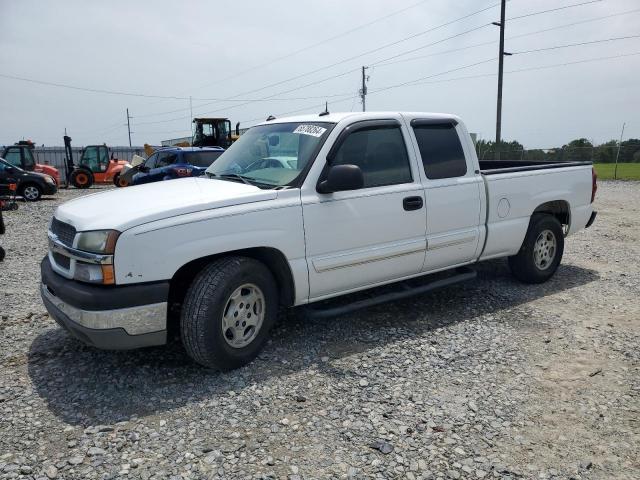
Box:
[257,111,461,126]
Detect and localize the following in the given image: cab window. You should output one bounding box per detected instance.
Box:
[22,148,36,169]
[81,148,99,171]
[98,147,109,171]
[3,148,22,167]
[331,125,412,188]
[413,123,467,180]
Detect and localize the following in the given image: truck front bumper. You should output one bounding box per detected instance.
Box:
[40,257,169,350]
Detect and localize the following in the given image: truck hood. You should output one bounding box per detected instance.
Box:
[54,177,277,232]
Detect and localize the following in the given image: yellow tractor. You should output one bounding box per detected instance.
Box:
[191,118,240,148]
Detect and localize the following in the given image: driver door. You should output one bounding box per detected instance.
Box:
[301,119,427,300]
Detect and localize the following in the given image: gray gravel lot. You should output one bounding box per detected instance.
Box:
[0,182,638,480]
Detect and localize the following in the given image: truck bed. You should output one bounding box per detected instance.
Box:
[479,160,592,175]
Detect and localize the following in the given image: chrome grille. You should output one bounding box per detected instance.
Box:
[50,218,76,246]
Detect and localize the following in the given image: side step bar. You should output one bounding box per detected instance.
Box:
[304,266,477,319]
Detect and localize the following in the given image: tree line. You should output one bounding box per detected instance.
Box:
[476,138,640,163]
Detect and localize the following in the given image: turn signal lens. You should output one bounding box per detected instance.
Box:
[101,265,115,285]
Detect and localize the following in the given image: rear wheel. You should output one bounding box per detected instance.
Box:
[508,214,564,283]
[70,169,94,189]
[113,174,129,187]
[20,183,42,201]
[180,256,278,370]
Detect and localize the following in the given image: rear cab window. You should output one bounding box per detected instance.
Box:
[411,120,467,180]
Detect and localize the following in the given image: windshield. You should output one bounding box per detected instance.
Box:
[205,122,333,187]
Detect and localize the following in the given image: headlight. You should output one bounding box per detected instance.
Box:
[76,230,120,254]
[44,175,55,184]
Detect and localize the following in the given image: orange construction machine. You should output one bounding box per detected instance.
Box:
[63,135,129,188]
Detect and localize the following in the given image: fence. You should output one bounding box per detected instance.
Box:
[29,146,147,183]
[476,145,640,163]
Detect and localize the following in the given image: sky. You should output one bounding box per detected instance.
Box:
[0,0,638,149]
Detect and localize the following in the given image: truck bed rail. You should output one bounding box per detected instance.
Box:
[479,160,592,175]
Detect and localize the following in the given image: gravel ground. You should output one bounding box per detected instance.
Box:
[0,182,638,480]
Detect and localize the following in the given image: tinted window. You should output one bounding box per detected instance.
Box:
[156,151,178,168]
[413,123,467,179]
[185,151,224,167]
[3,148,22,167]
[331,126,412,188]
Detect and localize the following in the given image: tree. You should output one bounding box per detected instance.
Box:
[620,139,640,163]
[475,139,524,160]
[593,140,617,163]
[562,138,593,162]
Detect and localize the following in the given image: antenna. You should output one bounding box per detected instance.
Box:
[319,101,330,116]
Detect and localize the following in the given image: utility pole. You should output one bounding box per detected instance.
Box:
[360,66,369,112]
[493,0,511,158]
[189,96,194,134]
[126,108,132,147]
[614,122,626,180]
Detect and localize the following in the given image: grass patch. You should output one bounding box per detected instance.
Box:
[593,163,640,180]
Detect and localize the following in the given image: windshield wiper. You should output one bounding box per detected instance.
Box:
[207,172,255,186]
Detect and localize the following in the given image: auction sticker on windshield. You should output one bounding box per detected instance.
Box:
[293,125,327,137]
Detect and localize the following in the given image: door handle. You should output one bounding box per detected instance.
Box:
[403,196,423,211]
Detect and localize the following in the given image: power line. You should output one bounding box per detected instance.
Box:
[185,0,434,94]
[0,73,191,100]
[188,0,604,118]
[373,8,640,68]
[179,2,502,113]
[47,2,502,128]
[507,0,602,21]
[168,50,640,133]
[511,34,640,54]
[384,51,640,91]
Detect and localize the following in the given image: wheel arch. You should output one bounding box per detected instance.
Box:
[168,246,296,317]
[532,200,571,232]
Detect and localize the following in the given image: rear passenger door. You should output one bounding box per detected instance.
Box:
[409,119,483,272]
[302,119,427,300]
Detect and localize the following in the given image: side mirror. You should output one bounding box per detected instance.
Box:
[317,164,364,194]
[5,166,16,174]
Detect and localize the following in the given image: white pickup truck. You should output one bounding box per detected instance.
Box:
[41,112,597,370]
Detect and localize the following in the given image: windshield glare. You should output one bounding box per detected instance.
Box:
[205,122,333,187]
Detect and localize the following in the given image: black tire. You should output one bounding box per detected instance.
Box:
[20,183,42,201]
[508,214,564,284]
[113,174,128,187]
[70,169,94,189]
[180,256,278,370]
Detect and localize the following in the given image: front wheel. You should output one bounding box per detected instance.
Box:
[20,183,42,201]
[508,214,564,284]
[180,256,278,370]
[70,169,94,189]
